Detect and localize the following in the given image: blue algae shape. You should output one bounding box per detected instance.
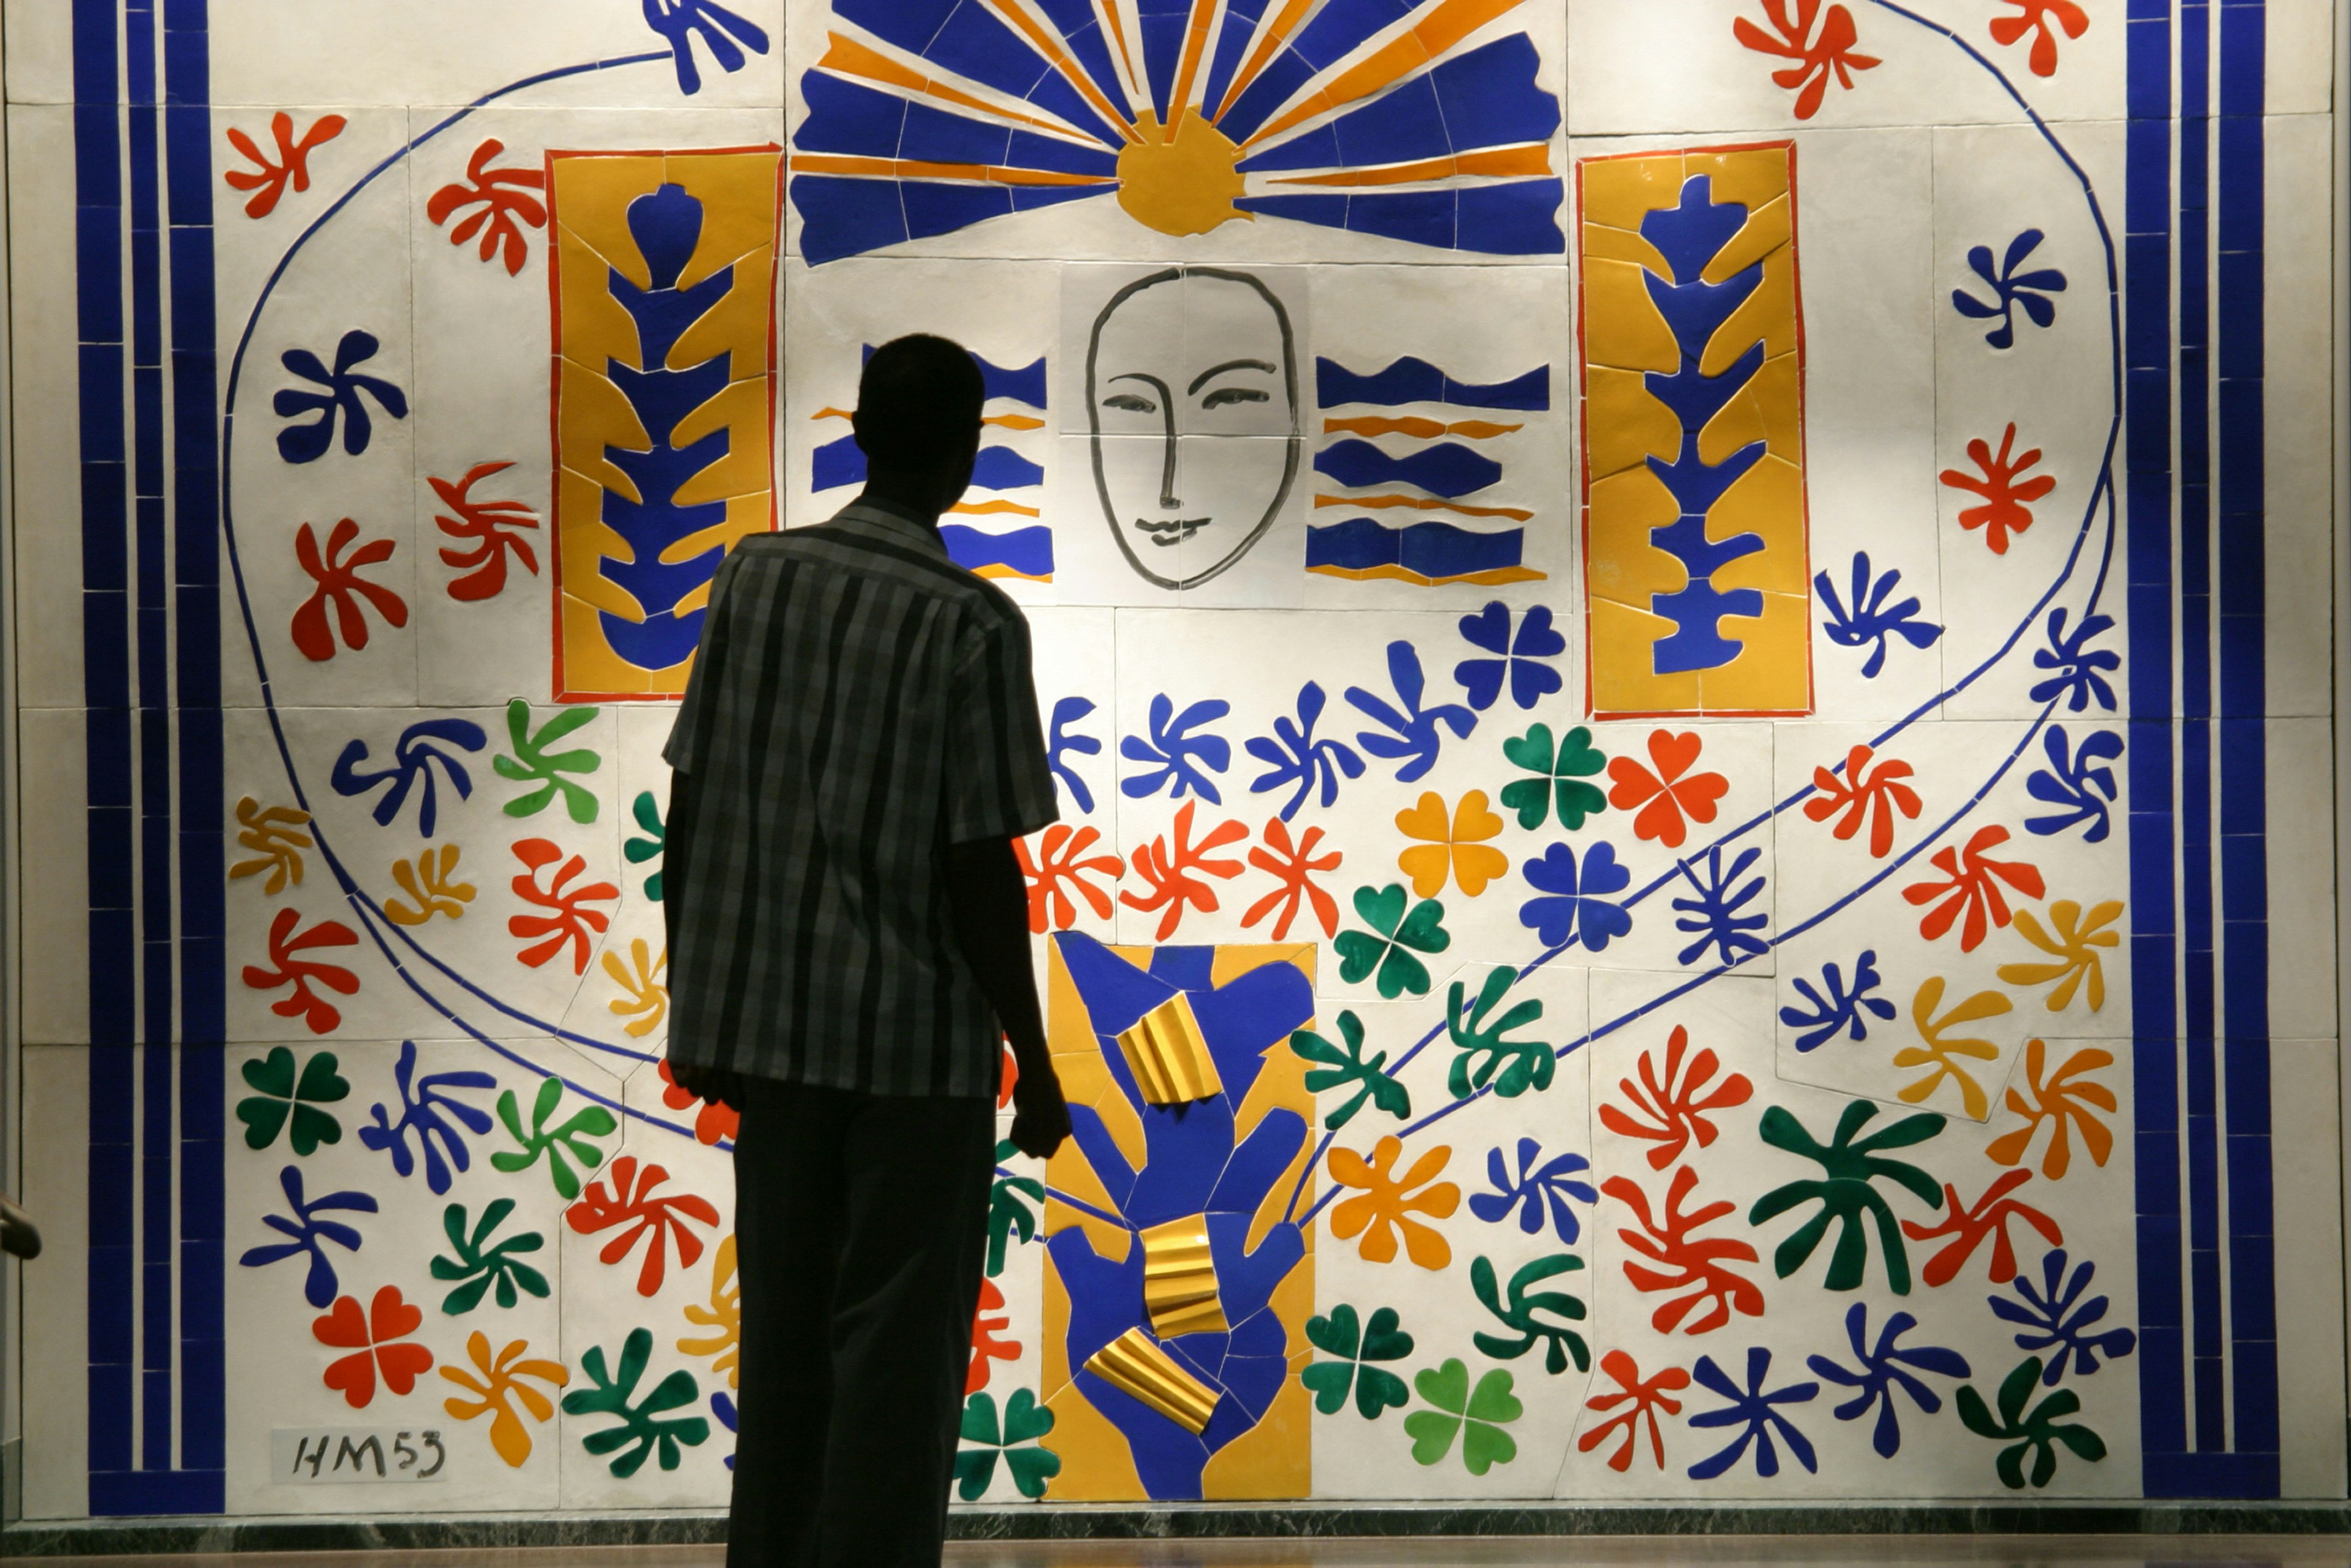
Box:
[597,184,741,672]
[940,523,1054,580]
[1638,176,1771,677]
[1315,440,1502,500]
[1316,355,1550,412]
[1307,517,1529,582]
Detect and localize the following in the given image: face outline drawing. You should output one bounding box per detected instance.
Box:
[1086,267,1301,591]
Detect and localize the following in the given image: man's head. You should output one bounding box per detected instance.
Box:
[852,334,988,516]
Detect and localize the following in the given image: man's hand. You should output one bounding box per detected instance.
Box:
[1008,1063,1070,1160]
[668,1058,746,1114]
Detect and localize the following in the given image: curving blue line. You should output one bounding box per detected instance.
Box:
[216,51,706,1142]
[1282,10,2126,1227]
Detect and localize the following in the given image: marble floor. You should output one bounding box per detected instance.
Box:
[29,1542,2351,1568]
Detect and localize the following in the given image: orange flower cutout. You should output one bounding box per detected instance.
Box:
[1985,1038,2115,1179]
[315,1285,433,1409]
[1395,790,1509,898]
[1328,1135,1460,1270]
[1802,744,1922,858]
[1607,731,1728,849]
[440,1331,568,1467]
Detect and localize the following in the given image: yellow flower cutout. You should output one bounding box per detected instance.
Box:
[228,797,313,896]
[1997,898,2123,1011]
[1892,976,2012,1120]
[603,938,669,1038]
[1328,1135,1459,1270]
[1395,790,1509,899]
[384,844,476,926]
[678,1233,740,1389]
[1987,1038,2116,1179]
[441,1331,569,1468]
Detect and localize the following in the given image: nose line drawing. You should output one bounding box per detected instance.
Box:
[1158,401,1183,511]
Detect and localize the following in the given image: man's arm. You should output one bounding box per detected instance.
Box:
[661,768,748,1114]
[944,836,1069,1159]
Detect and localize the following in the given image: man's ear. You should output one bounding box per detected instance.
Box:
[847,407,870,455]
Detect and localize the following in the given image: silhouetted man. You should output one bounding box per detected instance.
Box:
[664,334,1069,1568]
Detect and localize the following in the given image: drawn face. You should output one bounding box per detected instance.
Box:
[1086,269,1300,590]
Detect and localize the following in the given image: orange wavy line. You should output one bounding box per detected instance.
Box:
[1323,416,1523,438]
[950,498,1044,516]
[1316,492,1534,521]
[814,409,1044,429]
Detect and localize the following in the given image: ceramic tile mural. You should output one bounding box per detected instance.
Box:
[4,0,2342,1527]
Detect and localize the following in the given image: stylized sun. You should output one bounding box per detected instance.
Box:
[787,0,1562,263]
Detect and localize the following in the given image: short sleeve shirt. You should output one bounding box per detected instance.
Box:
[662,499,1059,1097]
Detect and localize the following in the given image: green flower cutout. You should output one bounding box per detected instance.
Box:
[1499,723,1608,831]
[490,1076,618,1199]
[954,1389,1060,1500]
[1403,1359,1521,1474]
[624,791,666,901]
[236,1047,350,1155]
[1749,1099,1946,1295]
[1445,967,1551,1100]
[1333,883,1451,999]
[1470,1253,1588,1375]
[561,1327,708,1477]
[1956,1356,2108,1488]
[495,698,602,823]
[1289,1011,1411,1131]
[1301,1303,1414,1419]
[986,1139,1044,1278]
[430,1197,550,1314]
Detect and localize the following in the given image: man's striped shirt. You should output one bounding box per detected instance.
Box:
[662,500,1058,1097]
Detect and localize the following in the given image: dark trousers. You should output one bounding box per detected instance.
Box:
[727,1078,996,1568]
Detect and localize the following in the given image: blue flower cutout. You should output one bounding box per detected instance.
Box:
[1951,229,2068,350]
[1048,696,1102,815]
[2024,726,2123,842]
[1121,694,1232,803]
[1453,602,1566,712]
[1468,1138,1596,1245]
[1517,840,1632,952]
[643,0,771,97]
[1815,553,1942,679]
[275,329,408,463]
[2028,608,2119,713]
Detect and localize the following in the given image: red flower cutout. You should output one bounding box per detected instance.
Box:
[426,138,549,276]
[1733,0,1881,119]
[1602,1165,1764,1336]
[1014,824,1123,932]
[291,519,408,662]
[1119,801,1247,940]
[432,460,540,601]
[566,1155,722,1297]
[241,907,359,1034]
[1580,1350,1691,1473]
[314,1286,433,1409]
[1802,744,1922,858]
[1940,423,2056,555]
[1599,1025,1754,1170]
[966,1278,1019,1395]
[1902,823,2045,951]
[658,1059,740,1146]
[509,839,618,973]
[223,111,346,219]
[1900,1168,2063,1286]
[1242,818,1343,940]
[1990,0,2089,78]
[1607,731,1728,849]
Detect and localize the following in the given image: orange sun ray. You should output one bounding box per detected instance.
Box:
[1243,0,1530,149]
[787,154,1116,187]
[1273,144,1550,186]
[1163,0,1224,136]
[815,33,1114,148]
[1213,0,1320,121]
[978,0,1142,143]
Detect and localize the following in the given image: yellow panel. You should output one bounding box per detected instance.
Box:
[1589,596,1701,715]
[1699,590,1812,712]
[550,155,668,290]
[1580,220,1671,279]
[1706,191,1791,285]
[555,469,637,618]
[1707,456,1810,596]
[672,244,778,383]
[1750,350,1804,461]
[1584,366,1682,482]
[556,362,651,497]
[553,222,642,373]
[1685,143,1792,214]
[1585,465,1681,606]
[1581,257,1679,373]
[1580,150,1684,232]
[1703,245,1798,375]
[663,148,783,288]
